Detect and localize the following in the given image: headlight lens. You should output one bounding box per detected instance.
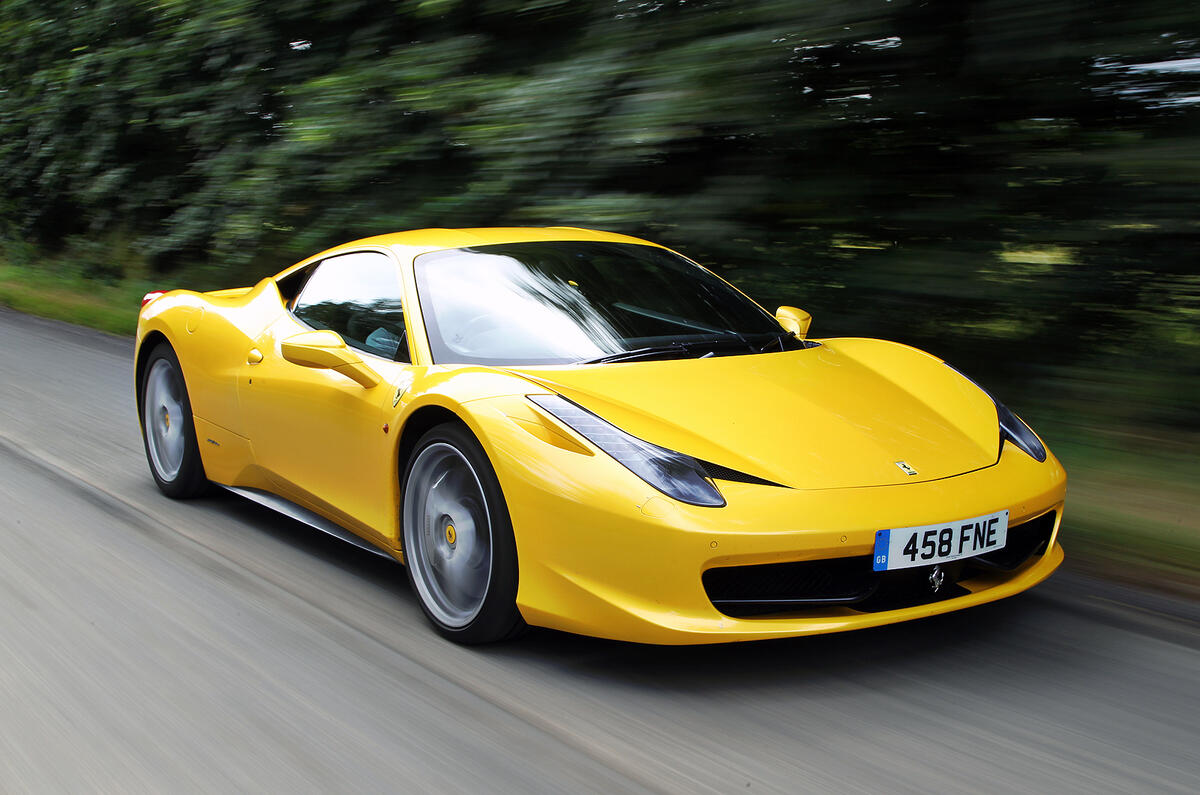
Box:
[528,394,725,507]
[995,400,1047,462]
[945,363,1047,462]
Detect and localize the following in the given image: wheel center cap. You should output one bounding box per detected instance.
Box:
[445,524,456,545]
[161,406,170,430]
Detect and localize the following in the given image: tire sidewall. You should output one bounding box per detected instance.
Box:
[402,422,522,643]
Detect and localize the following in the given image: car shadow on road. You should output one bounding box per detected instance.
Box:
[496,599,1044,691]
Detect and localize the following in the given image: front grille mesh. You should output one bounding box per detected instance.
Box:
[972,511,1055,570]
[702,556,876,614]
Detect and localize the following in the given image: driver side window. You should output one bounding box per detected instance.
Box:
[292,251,410,362]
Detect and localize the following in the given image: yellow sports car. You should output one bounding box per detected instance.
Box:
[135,227,1066,644]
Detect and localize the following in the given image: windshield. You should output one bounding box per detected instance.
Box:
[414,241,801,366]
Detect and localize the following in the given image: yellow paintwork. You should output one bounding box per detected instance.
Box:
[135,226,1066,644]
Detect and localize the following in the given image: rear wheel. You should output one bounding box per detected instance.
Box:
[139,343,207,498]
[402,423,524,643]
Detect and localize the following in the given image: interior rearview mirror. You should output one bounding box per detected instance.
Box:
[280,330,381,388]
[775,306,812,339]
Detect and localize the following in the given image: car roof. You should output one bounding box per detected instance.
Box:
[272,227,668,281]
[333,226,659,257]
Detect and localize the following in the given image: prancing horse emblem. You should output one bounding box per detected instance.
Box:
[928,565,946,593]
[895,460,918,476]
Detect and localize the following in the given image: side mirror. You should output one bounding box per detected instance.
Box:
[775,306,812,339]
[280,330,381,388]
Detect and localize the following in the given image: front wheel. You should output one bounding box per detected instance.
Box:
[139,342,208,498]
[402,423,524,643]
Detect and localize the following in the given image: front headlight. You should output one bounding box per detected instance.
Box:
[995,400,1047,462]
[945,363,1047,462]
[528,394,726,507]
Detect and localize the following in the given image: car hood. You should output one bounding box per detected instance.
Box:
[506,338,1002,490]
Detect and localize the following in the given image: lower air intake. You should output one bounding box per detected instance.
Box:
[703,511,1057,618]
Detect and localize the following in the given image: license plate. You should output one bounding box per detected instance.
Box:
[872,510,1009,572]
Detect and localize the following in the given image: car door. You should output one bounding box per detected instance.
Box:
[238,249,414,548]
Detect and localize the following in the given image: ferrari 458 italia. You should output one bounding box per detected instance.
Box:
[135,227,1066,644]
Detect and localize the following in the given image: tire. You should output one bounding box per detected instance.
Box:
[138,342,208,498]
[401,422,525,643]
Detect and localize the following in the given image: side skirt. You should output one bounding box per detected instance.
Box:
[219,484,396,561]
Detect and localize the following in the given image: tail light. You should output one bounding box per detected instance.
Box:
[141,290,168,308]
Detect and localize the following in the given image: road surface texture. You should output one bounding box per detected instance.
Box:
[0,306,1197,793]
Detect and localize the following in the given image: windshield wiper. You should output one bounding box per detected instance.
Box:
[576,343,696,365]
[579,332,809,363]
[756,331,822,352]
[580,332,795,364]
[757,330,795,352]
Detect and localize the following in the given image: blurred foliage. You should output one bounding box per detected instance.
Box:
[1,0,1198,433]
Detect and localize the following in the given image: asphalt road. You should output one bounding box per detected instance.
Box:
[0,306,1197,794]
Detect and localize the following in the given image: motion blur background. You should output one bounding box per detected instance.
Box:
[1,0,1196,587]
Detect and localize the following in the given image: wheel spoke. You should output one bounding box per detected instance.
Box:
[164,428,185,466]
[403,442,494,629]
[143,359,187,481]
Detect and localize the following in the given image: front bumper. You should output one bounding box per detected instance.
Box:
[476,403,1067,644]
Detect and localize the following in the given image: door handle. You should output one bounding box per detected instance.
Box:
[247,348,263,364]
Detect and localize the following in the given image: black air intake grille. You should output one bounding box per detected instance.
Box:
[702,556,878,616]
[698,460,785,487]
[703,513,1057,619]
[972,511,1056,570]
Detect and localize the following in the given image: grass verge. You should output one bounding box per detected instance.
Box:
[0,264,147,336]
[1045,427,1200,597]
